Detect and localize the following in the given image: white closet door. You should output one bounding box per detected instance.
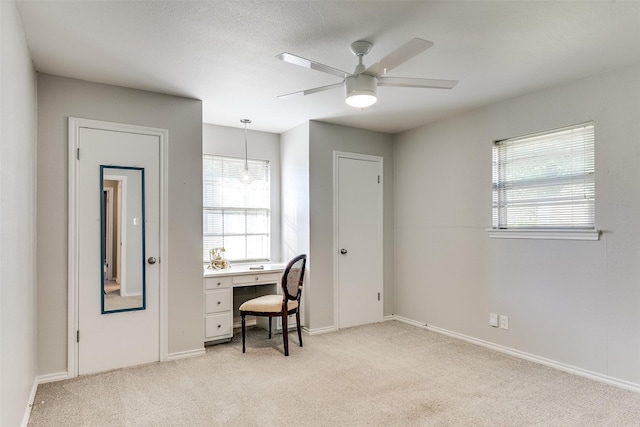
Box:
[336,153,383,328]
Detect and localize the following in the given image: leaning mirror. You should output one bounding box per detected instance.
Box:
[101,166,146,313]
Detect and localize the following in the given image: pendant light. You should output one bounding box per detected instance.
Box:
[240,119,253,184]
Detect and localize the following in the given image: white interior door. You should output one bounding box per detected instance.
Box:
[77,126,160,375]
[336,153,383,328]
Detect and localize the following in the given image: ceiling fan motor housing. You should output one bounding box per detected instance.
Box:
[345,74,378,107]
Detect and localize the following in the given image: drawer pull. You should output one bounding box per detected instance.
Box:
[217,282,221,286]
[217,301,221,305]
[255,276,259,281]
[217,324,221,328]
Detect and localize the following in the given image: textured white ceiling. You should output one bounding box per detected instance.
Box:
[15,0,640,134]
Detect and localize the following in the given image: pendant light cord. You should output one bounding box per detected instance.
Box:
[241,119,251,170]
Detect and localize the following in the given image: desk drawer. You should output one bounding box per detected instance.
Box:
[232,272,279,286]
[205,288,231,314]
[204,276,232,290]
[205,313,232,340]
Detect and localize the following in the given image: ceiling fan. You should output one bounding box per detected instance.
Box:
[276,38,458,108]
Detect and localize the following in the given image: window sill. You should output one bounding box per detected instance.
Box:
[487,229,601,241]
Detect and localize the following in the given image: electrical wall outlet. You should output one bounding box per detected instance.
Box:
[500,315,509,330]
[489,312,499,327]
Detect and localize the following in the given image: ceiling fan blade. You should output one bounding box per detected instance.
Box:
[377,77,458,89]
[364,38,434,77]
[276,52,350,79]
[277,82,344,99]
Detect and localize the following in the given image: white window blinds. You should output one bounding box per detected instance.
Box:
[492,122,595,230]
[203,155,270,262]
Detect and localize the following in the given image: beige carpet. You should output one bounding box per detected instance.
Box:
[28,321,640,426]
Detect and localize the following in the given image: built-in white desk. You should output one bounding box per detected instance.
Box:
[203,264,284,344]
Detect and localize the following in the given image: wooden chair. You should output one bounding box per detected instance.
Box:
[239,254,307,356]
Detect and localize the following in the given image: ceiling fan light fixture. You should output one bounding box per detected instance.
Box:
[345,74,377,108]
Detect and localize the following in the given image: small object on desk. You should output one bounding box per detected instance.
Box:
[249,265,265,270]
[208,247,230,270]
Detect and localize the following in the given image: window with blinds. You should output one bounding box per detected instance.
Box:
[203,155,270,263]
[492,122,595,230]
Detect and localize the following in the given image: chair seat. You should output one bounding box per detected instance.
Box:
[239,294,298,313]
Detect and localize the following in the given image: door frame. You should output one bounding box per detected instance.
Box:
[67,117,169,378]
[103,174,129,293]
[332,151,384,329]
[103,185,114,281]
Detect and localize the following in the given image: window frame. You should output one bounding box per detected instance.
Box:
[203,154,271,263]
[489,122,600,241]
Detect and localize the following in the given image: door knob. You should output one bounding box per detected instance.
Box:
[147,257,157,265]
[340,249,348,255]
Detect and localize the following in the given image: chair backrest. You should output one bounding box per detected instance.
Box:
[282,254,307,302]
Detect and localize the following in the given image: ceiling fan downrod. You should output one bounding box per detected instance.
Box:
[350,40,372,75]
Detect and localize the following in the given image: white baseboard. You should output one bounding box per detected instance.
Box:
[167,348,206,361]
[21,378,39,427]
[37,371,70,384]
[391,315,640,393]
[304,325,337,335]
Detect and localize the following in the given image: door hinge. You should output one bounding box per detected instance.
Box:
[378,292,381,301]
[77,330,80,343]
[77,148,80,160]
[377,175,380,184]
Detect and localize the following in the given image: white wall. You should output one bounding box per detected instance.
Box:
[308,121,395,330]
[0,1,38,425]
[394,62,640,386]
[280,123,310,263]
[280,123,311,323]
[37,75,203,376]
[203,123,281,262]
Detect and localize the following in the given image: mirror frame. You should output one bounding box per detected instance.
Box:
[100,165,146,314]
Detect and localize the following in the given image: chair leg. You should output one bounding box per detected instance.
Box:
[241,313,246,353]
[296,311,303,347]
[282,314,289,356]
[269,317,272,339]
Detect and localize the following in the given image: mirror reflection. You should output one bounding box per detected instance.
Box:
[101,166,146,313]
